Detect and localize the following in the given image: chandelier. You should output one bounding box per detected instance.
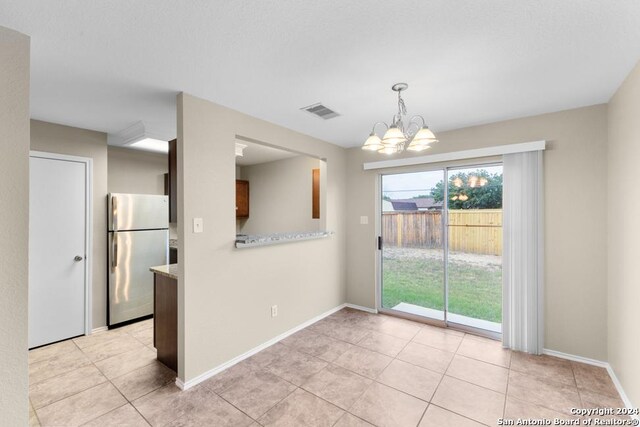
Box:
[362,83,438,154]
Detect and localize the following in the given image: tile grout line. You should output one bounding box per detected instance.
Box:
[375,323,451,426]
[29,397,42,427]
[571,361,586,409]
[31,312,492,425]
[81,326,154,426]
[428,402,493,426]
[415,405,429,427]
[503,356,510,419]
[30,339,107,414]
[324,319,464,378]
[428,335,500,426]
[34,311,621,426]
[204,352,303,425]
[211,390,265,424]
[101,325,164,427]
[221,332,367,425]
[301,310,509,424]
[505,363,587,416]
[31,323,157,426]
[28,350,90,388]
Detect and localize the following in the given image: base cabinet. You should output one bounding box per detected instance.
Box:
[153,274,177,372]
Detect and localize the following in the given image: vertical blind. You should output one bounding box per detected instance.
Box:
[502,150,544,354]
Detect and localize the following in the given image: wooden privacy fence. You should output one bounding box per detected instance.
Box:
[382,209,502,255]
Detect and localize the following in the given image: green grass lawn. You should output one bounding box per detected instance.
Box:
[382,255,502,323]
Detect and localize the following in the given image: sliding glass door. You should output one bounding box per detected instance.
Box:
[380,171,446,322]
[445,165,503,333]
[379,164,504,335]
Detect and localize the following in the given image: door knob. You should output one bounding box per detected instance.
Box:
[74,255,84,262]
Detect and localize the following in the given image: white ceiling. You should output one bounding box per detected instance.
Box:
[1,1,639,148]
[236,140,298,166]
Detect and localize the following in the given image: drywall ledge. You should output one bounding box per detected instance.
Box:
[235,231,334,248]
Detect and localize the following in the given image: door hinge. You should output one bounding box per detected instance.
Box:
[377,236,382,250]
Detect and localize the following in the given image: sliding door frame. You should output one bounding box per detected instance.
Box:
[376,159,503,339]
[376,167,447,329]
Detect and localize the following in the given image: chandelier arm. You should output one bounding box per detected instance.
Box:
[409,115,426,127]
[391,114,403,131]
[371,121,389,136]
[405,115,426,137]
[405,122,420,137]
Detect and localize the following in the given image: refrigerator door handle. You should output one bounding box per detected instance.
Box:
[112,232,118,269]
[112,195,118,231]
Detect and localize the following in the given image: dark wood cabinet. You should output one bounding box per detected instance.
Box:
[168,139,177,223]
[154,274,177,372]
[236,180,249,218]
[312,168,320,219]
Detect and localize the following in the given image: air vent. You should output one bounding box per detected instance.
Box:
[300,103,340,120]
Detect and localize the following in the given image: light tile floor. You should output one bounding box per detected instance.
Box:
[28,309,630,426]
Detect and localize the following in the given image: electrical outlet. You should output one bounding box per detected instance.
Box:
[271,305,278,317]
[360,216,369,225]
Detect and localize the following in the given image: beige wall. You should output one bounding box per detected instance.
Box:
[0,26,30,426]
[607,61,640,407]
[178,93,347,381]
[30,120,109,328]
[108,146,167,195]
[346,104,609,361]
[238,155,322,235]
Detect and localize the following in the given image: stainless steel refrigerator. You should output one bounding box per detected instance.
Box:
[108,193,169,327]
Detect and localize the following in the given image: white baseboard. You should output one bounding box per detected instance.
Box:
[542,348,608,368]
[176,303,347,390]
[543,348,637,419]
[606,365,638,418]
[345,303,378,314]
[91,326,108,334]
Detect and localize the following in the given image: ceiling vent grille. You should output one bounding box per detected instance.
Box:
[301,103,340,120]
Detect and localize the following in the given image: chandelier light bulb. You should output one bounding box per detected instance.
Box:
[361,132,383,151]
[381,125,406,146]
[377,145,399,155]
[411,126,438,145]
[406,139,431,152]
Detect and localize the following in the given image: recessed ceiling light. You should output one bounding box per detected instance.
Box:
[129,138,168,153]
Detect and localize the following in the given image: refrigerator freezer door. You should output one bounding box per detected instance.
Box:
[108,193,169,231]
[108,229,168,326]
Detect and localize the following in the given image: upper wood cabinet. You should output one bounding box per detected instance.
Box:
[168,139,177,223]
[236,180,249,218]
[312,168,320,219]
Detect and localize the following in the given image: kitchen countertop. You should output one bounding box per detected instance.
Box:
[150,264,178,280]
[235,230,334,248]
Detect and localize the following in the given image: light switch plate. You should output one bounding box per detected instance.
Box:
[360,216,369,225]
[193,218,203,233]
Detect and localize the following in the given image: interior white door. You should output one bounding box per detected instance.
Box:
[29,156,87,348]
